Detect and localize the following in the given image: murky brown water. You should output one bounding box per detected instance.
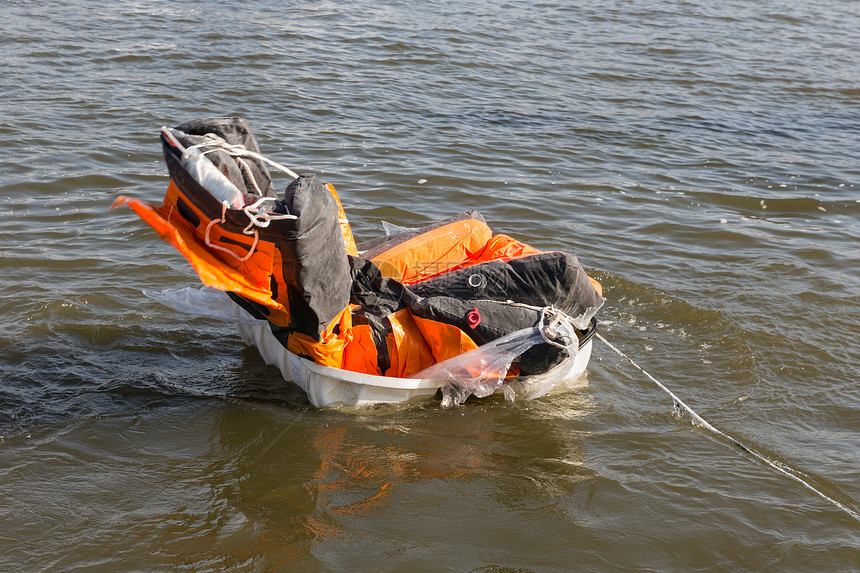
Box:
[1,0,858,570]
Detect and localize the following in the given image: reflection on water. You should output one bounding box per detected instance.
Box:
[165,392,597,570]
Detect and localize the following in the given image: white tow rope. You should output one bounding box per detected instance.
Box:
[596,332,860,523]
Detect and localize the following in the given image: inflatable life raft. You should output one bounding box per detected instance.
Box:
[114,117,604,407]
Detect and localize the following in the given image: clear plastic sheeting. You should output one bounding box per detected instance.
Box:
[381,220,415,236]
[411,326,579,407]
[144,286,264,326]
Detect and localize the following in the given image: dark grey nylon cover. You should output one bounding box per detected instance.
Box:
[175,117,276,197]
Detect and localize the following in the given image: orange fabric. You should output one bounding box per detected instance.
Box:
[370,218,492,284]
[325,183,358,256]
[411,315,479,363]
[286,306,353,369]
[163,180,202,233]
[477,234,542,261]
[414,233,543,281]
[384,309,435,378]
[341,323,382,376]
[111,195,287,321]
[588,276,603,297]
[413,315,517,381]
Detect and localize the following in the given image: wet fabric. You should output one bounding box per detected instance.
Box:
[174,117,275,197]
[117,117,605,383]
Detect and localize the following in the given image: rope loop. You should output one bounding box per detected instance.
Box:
[537,305,579,354]
[499,300,580,356]
[204,201,260,263]
[241,197,297,234]
[188,132,300,180]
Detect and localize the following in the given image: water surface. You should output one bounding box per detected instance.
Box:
[1,0,858,571]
